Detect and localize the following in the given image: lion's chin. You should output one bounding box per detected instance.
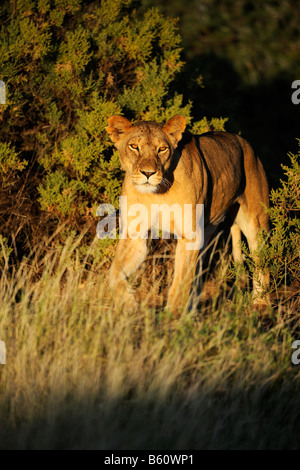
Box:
[135,183,158,194]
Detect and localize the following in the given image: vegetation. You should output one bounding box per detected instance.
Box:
[238,146,300,296]
[263,148,300,288]
[0,146,299,450]
[143,0,300,84]
[0,0,299,450]
[0,0,194,251]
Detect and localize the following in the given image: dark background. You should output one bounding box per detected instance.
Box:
[142,0,300,189]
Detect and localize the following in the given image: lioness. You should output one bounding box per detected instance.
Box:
[106,115,269,312]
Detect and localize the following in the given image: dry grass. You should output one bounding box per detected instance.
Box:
[0,234,300,449]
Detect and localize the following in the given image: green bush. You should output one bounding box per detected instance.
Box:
[0,0,193,227]
[240,143,300,292]
[266,144,300,287]
[0,142,27,188]
[0,0,232,260]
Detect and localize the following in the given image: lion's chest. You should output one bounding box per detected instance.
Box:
[121,187,203,243]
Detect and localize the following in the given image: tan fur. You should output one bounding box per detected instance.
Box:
[106,115,269,312]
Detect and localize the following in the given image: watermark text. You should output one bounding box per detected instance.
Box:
[0,80,6,104]
[96,197,204,251]
[291,340,300,365]
[291,80,300,105]
[0,341,6,365]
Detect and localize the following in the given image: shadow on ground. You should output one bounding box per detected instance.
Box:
[2,377,300,450]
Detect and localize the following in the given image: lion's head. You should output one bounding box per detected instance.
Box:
[106,115,186,194]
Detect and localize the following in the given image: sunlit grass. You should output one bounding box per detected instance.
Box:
[0,235,299,449]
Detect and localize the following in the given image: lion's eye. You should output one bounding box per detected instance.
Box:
[129,144,138,150]
[158,147,168,153]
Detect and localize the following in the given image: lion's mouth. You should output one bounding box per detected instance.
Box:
[132,172,163,191]
[132,177,172,195]
[134,181,159,194]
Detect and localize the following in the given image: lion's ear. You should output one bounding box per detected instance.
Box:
[106,116,133,144]
[163,115,186,147]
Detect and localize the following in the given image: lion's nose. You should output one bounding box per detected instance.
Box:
[141,170,157,179]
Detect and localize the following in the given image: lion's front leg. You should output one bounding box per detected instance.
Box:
[109,238,148,310]
[166,239,199,314]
